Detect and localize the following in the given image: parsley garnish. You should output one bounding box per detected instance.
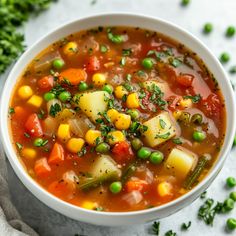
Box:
[155,132,170,139]
[122,48,132,56]
[152,221,160,235]
[200,191,207,199]
[78,147,87,157]
[100,44,108,53]
[49,103,61,117]
[184,94,201,103]
[50,84,65,96]
[172,138,183,144]
[16,142,23,150]
[120,57,126,66]
[24,133,30,138]
[9,107,15,114]
[181,221,191,230]
[107,28,124,44]
[159,119,166,129]
[169,57,182,68]
[164,230,177,236]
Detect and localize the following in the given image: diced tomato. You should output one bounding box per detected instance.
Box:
[112,141,134,164]
[141,91,156,111]
[162,65,177,81]
[37,75,54,91]
[25,113,43,137]
[34,158,51,177]
[166,95,181,111]
[48,142,65,165]
[176,74,194,87]
[86,56,100,72]
[125,180,149,193]
[59,68,87,86]
[201,93,221,117]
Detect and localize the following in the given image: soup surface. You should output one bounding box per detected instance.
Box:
[9,26,226,212]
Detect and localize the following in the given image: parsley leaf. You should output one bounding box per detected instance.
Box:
[181,221,191,230]
[165,230,177,236]
[155,132,170,139]
[172,138,183,144]
[16,142,23,150]
[107,28,124,44]
[9,107,15,114]
[159,119,166,129]
[120,57,126,66]
[49,103,61,117]
[100,44,108,53]
[184,94,201,103]
[122,48,132,56]
[152,221,160,235]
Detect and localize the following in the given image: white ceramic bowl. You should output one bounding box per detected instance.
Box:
[1,13,235,226]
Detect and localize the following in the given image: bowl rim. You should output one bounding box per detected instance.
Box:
[1,12,235,218]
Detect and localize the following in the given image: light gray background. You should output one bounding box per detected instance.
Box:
[1,0,236,235]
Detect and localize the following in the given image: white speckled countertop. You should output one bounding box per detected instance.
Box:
[1,0,236,235]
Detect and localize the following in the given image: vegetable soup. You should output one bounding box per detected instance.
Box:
[9,26,226,212]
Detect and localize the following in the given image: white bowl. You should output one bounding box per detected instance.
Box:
[1,13,235,226]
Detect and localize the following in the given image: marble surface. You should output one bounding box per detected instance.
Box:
[1,0,236,235]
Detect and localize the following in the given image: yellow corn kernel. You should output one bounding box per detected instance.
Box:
[92,73,106,86]
[57,108,75,121]
[114,85,128,99]
[157,181,172,197]
[22,148,37,159]
[57,124,71,143]
[27,95,43,108]
[126,93,140,109]
[18,85,33,100]
[115,113,131,130]
[107,109,119,122]
[81,201,97,210]
[179,98,193,109]
[66,138,85,153]
[107,130,125,145]
[63,41,78,56]
[85,129,102,146]
[172,110,182,120]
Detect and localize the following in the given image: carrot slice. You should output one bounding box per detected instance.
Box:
[48,142,65,165]
[59,68,87,85]
[34,157,51,177]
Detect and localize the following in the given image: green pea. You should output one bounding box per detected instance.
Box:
[58,91,71,102]
[78,81,89,91]
[227,218,236,230]
[191,113,203,124]
[226,26,235,37]
[137,147,151,159]
[131,138,143,151]
[95,142,110,153]
[109,181,122,194]
[52,58,65,69]
[203,23,213,34]
[44,92,55,101]
[33,138,43,147]
[181,0,190,6]
[222,198,234,212]
[127,109,139,120]
[229,192,236,201]
[150,151,164,164]
[142,58,154,69]
[192,130,206,142]
[226,177,236,188]
[220,52,230,63]
[102,84,113,94]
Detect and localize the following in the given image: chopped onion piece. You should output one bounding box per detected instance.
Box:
[43,116,58,136]
[122,190,143,205]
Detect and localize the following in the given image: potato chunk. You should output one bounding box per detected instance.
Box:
[143,111,177,147]
[77,91,109,122]
[165,147,197,179]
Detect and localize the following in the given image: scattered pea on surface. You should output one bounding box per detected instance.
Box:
[181,0,190,6]
[226,26,235,37]
[220,52,230,64]
[203,23,213,34]
[222,198,235,212]
[227,218,236,230]
[229,192,236,201]
[226,177,236,188]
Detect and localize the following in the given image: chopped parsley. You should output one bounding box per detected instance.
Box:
[16,142,23,150]
[164,230,177,236]
[181,221,191,230]
[172,137,183,144]
[184,94,201,103]
[169,57,182,68]
[100,44,108,53]
[123,82,133,92]
[107,28,124,44]
[49,103,62,117]
[120,57,126,66]
[9,107,15,114]
[24,133,30,138]
[50,84,65,96]
[147,84,167,109]
[152,221,160,235]
[159,119,166,129]
[122,48,132,56]
[78,147,87,157]
[200,191,207,199]
[37,109,45,119]
[155,132,170,139]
